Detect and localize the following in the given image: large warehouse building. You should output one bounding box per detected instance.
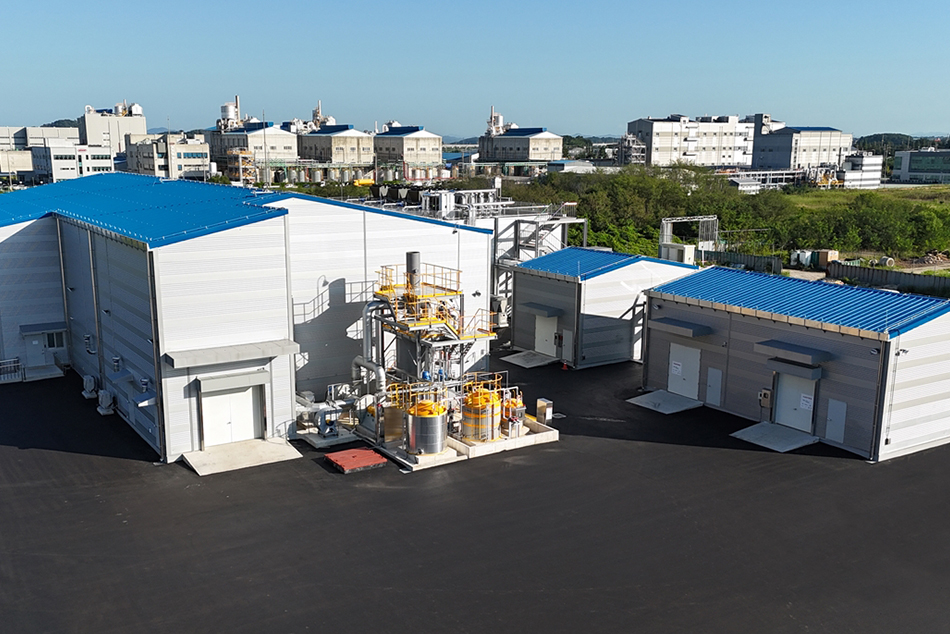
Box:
[0,174,492,465]
[642,267,950,461]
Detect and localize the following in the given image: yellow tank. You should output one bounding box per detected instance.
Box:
[461,388,501,441]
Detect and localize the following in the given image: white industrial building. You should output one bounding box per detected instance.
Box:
[298,125,374,165]
[78,102,146,155]
[892,148,950,184]
[125,133,210,179]
[0,173,492,468]
[642,267,950,461]
[373,126,443,180]
[836,152,884,189]
[208,121,299,166]
[510,248,697,368]
[0,126,80,151]
[751,114,853,170]
[30,140,114,183]
[627,115,755,167]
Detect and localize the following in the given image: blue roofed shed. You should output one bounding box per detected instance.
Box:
[510,247,698,368]
[642,266,950,462]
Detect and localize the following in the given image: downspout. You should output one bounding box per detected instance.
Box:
[146,250,167,462]
[870,338,894,461]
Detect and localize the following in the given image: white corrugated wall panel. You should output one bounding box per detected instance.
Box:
[0,218,65,362]
[580,261,696,365]
[155,217,291,352]
[277,198,492,395]
[60,222,99,380]
[91,233,159,449]
[880,314,950,459]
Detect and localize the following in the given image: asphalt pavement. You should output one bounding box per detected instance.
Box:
[1,356,949,633]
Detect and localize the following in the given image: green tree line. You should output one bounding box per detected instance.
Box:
[502,167,950,258]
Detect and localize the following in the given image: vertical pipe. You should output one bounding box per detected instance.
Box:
[406,251,421,295]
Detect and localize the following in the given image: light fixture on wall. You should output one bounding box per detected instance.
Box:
[652,303,662,310]
[111,356,121,372]
[870,348,880,355]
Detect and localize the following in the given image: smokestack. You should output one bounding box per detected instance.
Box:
[406,251,421,296]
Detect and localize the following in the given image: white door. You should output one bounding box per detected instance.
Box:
[705,367,722,407]
[774,374,816,433]
[561,329,574,364]
[668,343,700,400]
[201,386,262,447]
[25,335,46,367]
[825,399,847,444]
[535,315,557,357]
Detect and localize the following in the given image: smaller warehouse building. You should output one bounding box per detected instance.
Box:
[643,267,950,461]
[511,248,697,368]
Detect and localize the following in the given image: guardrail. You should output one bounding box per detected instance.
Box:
[0,358,22,382]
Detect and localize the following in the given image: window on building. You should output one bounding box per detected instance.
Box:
[177,152,182,158]
[46,332,64,348]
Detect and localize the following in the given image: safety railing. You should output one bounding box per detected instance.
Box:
[0,358,22,383]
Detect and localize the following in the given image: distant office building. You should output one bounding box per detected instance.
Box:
[627,115,754,167]
[374,125,442,181]
[836,152,883,189]
[0,151,34,180]
[31,140,113,183]
[0,126,80,152]
[125,133,210,179]
[751,114,852,170]
[78,102,146,154]
[892,148,950,184]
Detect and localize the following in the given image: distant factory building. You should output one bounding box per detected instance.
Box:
[30,140,113,183]
[836,152,884,189]
[892,148,950,184]
[125,133,210,180]
[627,114,754,167]
[642,267,950,462]
[511,248,697,368]
[751,114,853,170]
[0,126,80,152]
[78,102,147,155]
[298,125,374,167]
[477,107,563,166]
[373,124,443,181]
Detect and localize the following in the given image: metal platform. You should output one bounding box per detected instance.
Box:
[499,350,559,368]
[627,390,703,414]
[730,422,819,453]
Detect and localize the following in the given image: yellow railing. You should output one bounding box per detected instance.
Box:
[458,308,495,339]
[387,381,449,411]
[375,262,461,299]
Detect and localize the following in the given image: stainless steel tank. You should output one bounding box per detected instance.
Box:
[406,400,447,454]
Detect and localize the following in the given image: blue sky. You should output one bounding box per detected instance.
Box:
[3,0,947,138]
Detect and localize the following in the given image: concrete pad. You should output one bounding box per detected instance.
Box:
[627,390,703,414]
[181,438,302,476]
[23,365,64,382]
[731,422,819,453]
[499,350,559,368]
[296,427,360,450]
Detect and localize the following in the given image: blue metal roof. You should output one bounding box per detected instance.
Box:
[779,126,841,133]
[0,173,286,248]
[500,127,548,137]
[518,247,696,280]
[308,124,356,135]
[377,126,425,137]
[651,267,950,336]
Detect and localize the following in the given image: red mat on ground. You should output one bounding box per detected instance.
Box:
[326,447,388,474]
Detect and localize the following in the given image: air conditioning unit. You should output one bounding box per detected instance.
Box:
[82,375,98,399]
[96,389,115,416]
